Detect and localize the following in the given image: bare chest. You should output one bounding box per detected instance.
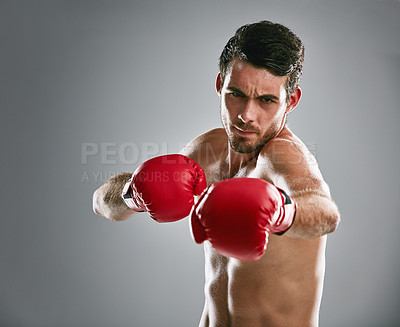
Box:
[201,237,327,326]
[204,160,261,186]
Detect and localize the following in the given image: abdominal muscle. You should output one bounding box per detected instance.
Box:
[199,235,327,327]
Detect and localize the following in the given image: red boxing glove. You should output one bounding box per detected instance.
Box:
[190,177,296,261]
[121,154,207,222]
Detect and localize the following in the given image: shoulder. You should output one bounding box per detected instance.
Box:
[259,129,316,172]
[179,128,227,167]
[257,128,331,197]
[185,128,227,146]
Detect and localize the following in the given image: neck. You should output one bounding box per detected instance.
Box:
[224,123,289,178]
[226,146,260,178]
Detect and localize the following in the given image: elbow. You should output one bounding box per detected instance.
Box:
[92,188,111,219]
[327,210,341,234]
[92,188,104,217]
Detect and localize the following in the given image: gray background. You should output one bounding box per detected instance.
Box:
[1,0,399,326]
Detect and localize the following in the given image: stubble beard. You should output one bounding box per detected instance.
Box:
[227,127,277,154]
[220,107,285,154]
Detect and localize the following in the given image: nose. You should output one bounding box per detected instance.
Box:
[238,99,257,123]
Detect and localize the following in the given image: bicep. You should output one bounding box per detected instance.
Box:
[258,139,332,199]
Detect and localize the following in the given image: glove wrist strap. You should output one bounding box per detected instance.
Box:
[121,179,145,212]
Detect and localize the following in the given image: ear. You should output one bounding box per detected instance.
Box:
[285,87,302,114]
[216,73,222,96]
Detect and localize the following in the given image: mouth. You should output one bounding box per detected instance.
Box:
[233,125,258,137]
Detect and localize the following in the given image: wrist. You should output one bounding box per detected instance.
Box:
[121,178,145,212]
[271,187,297,235]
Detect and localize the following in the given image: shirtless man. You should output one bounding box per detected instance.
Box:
[92,21,340,327]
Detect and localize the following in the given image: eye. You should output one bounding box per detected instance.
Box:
[260,97,274,104]
[231,91,243,97]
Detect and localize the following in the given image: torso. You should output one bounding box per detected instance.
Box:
[183,128,327,327]
[201,235,326,327]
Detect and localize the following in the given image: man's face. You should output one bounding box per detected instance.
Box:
[218,59,292,154]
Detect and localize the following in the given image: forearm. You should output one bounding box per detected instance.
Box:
[284,194,340,239]
[92,172,138,221]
